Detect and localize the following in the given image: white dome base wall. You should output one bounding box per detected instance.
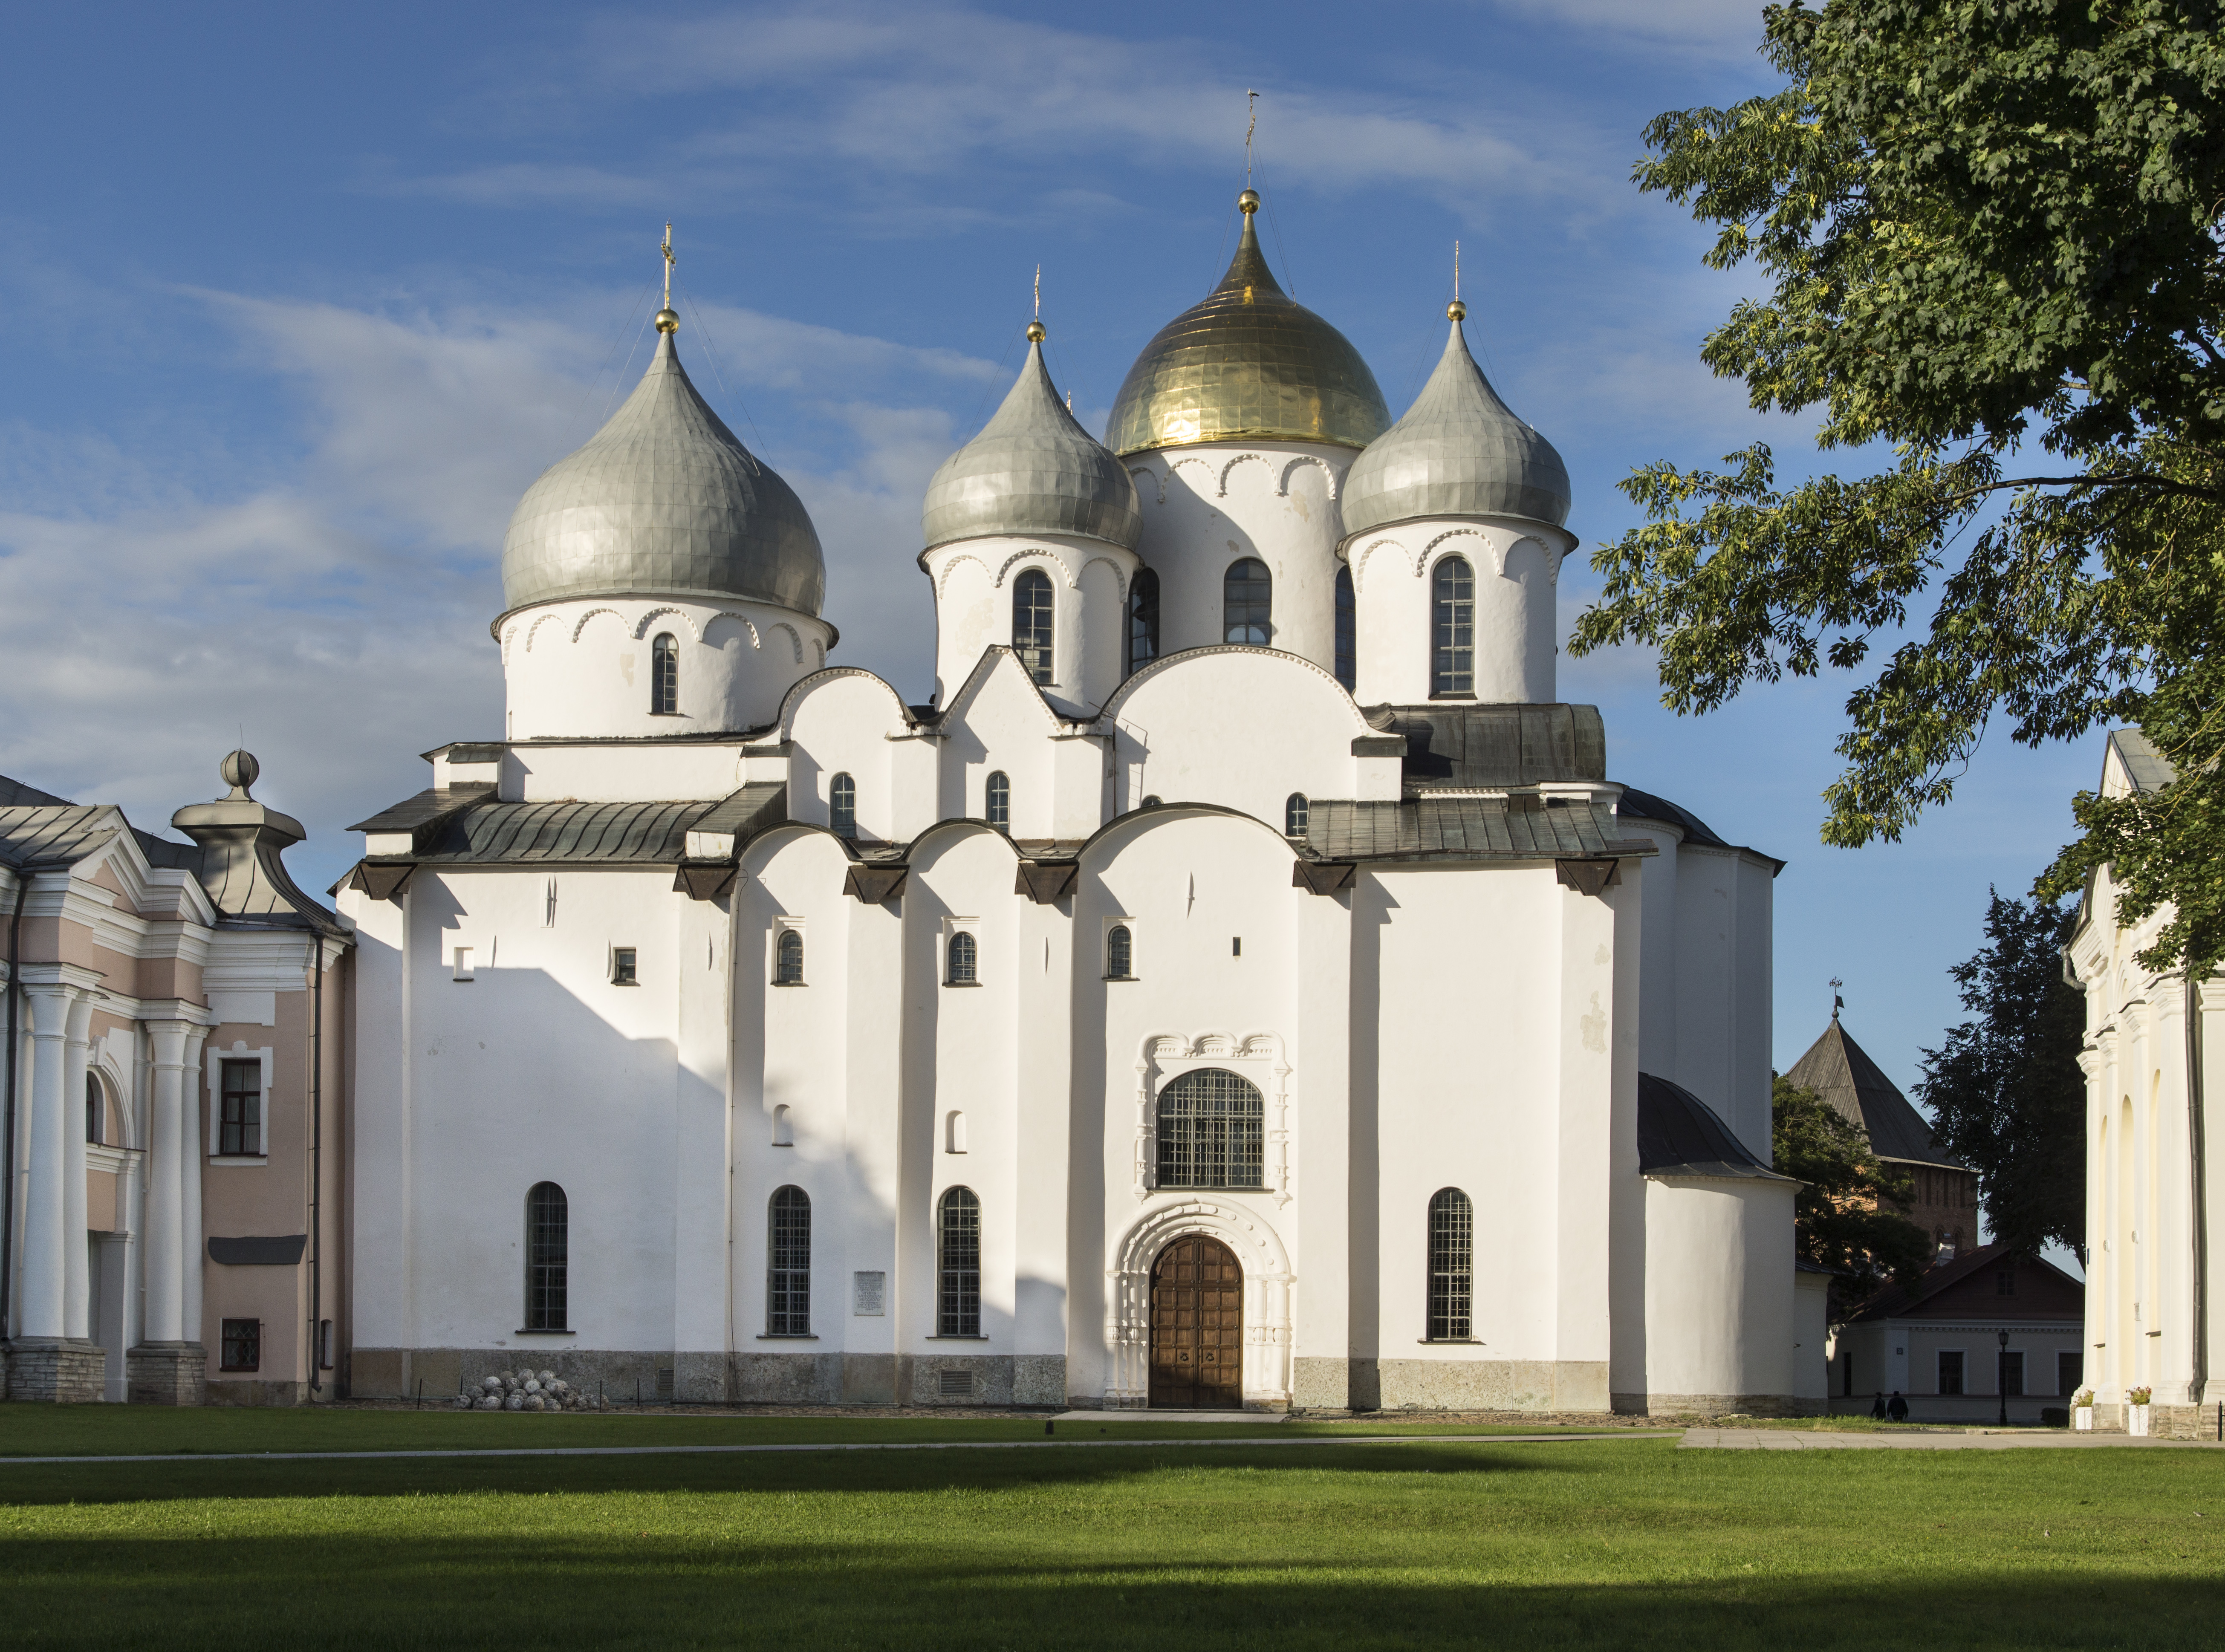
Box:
[923,534,1139,716]
[1620,1176,1799,1415]
[501,597,833,739]
[1346,518,1572,705]
[1125,442,1354,674]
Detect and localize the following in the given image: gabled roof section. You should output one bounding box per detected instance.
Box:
[1615,783,1784,872]
[1843,1242,2084,1324]
[2108,726,2175,794]
[1638,1072,1792,1181]
[1371,703,1604,791]
[0,800,121,871]
[1784,1018,1967,1170]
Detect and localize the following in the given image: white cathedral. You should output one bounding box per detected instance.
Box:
[338,194,1811,1414]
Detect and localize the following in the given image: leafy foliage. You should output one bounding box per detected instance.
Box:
[1916,890,2089,1259]
[1772,1073,1932,1308]
[1568,1,2225,970]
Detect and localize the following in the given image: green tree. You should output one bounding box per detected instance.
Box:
[1773,1073,1932,1309]
[1568,1,2225,971]
[1916,891,2089,1259]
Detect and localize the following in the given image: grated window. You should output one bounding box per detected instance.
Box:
[220,1318,261,1372]
[526,1181,569,1331]
[938,1186,981,1337]
[1223,558,1272,644]
[986,771,1010,831]
[1285,792,1309,838]
[1127,567,1160,677]
[775,929,805,985]
[1334,565,1356,690]
[947,931,977,985]
[1156,1068,1264,1189]
[829,772,856,838]
[1012,569,1055,684]
[1427,1187,1473,1341]
[651,632,679,714]
[219,1060,260,1156]
[767,1186,811,1335]
[1431,556,1474,696]
[1106,924,1133,979]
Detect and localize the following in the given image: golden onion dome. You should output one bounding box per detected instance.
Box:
[1106,195,1389,456]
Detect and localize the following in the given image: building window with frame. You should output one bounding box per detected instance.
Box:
[1998,1349,2025,1397]
[1938,1349,1965,1395]
[220,1318,261,1372]
[219,1059,261,1156]
[1427,1187,1474,1341]
[1996,1268,2016,1295]
[938,1186,981,1337]
[829,772,856,838]
[947,931,978,985]
[1431,555,1475,697]
[611,947,638,986]
[985,771,1011,831]
[1127,566,1159,677]
[650,632,679,715]
[1012,568,1055,684]
[774,928,805,985]
[1334,565,1356,690]
[767,1185,811,1336]
[1156,1067,1265,1189]
[1223,557,1272,644]
[86,1073,104,1146]
[2057,1350,2083,1396]
[526,1181,569,1331]
[1106,924,1133,980]
[1285,792,1309,838]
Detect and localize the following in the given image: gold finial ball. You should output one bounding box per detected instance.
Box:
[220,749,260,795]
[1448,298,1468,322]
[1026,319,1047,343]
[1237,188,1260,214]
[653,308,680,334]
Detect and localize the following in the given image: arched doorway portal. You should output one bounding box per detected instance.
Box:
[1149,1236,1243,1409]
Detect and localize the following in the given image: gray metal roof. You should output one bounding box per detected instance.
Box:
[1375,703,1606,790]
[1638,1071,1791,1180]
[1613,785,1728,848]
[922,339,1141,552]
[2110,727,2175,793]
[500,330,825,618]
[1784,1018,1968,1170]
[0,801,121,871]
[1340,315,1571,539]
[412,799,708,864]
[1302,795,1630,861]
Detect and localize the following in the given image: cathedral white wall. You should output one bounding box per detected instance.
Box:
[1345,519,1569,705]
[1125,442,1350,672]
[1638,1176,1796,1407]
[500,739,763,805]
[500,597,831,742]
[923,534,1138,716]
[783,671,919,842]
[936,657,1101,841]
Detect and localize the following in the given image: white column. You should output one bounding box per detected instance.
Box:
[182,1028,208,1349]
[142,1020,193,1345]
[62,993,95,1343]
[17,985,73,1339]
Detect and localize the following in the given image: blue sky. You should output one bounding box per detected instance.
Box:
[0,0,2107,1112]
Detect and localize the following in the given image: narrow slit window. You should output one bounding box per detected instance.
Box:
[767,1186,811,1336]
[775,929,805,985]
[85,1074,103,1146]
[985,771,1010,831]
[526,1182,568,1331]
[1223,557,1272,644]
[1127,566,1159,676]
[651,632,679,715]
[1106,924,1133,979]
[947,931,978,985]
[1285,792,1309,838]
[1334,565,1356,690]
[1427,1188,1474,1341]
[1431,556,1475,696]
[829,772,856,838]
[219,1060,260,1156]
[938,1186,981,1337]
[1012,569,1055,684]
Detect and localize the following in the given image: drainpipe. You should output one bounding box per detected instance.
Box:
[2,871,27,1345]
[307,933,325,1396]
[2189,972,2209,1407]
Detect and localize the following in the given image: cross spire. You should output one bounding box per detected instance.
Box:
[655,222,679,334]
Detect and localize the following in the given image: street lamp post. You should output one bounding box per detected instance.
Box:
[1997,1328,2011,1427]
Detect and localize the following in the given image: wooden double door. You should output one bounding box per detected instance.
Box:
[1148,1236,1243,1409]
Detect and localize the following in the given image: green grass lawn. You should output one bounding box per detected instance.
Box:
[0,1414,2217,1649]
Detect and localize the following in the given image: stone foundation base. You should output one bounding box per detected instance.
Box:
[355,1347,1073,1409]
[205,1378,310,1407]
[2095,1402,2225,1440]
[7,1338,107,1403]
[127,1341,209,1406]
[1612,1392,1809,1418]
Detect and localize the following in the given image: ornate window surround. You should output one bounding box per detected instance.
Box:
[1129,1031,1292,1207]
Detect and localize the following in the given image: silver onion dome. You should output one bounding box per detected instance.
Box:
[1339,308,1571,539]
[499,329,825,616]
[922,332,1142,552]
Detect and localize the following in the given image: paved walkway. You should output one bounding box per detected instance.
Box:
[1682,1427,2224,1450]
[0,1430,1668,1469]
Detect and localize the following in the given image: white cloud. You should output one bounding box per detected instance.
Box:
[1485,0,1775,61]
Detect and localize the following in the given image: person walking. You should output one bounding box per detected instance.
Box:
[1871,1390,1887,1420]
[1887,1391,1909,1423]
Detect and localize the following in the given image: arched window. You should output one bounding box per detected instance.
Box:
[651,632,679,715]
[1431,557,1475,697]
[1106,924,1133,979]
[775,928,804,985]
[85,1074,103,1146]
[829,772,856,838]
[767,1185,811,1335]
[1012,569,1055,684]
[1427,1187,1473,1341]
[1156,1068,1264,1189]
[1127,567,1160,676]
[985,771,1010,830]
[947,931,978,985]
[938,1186,981,1337]
[1223,558,1272,644]
[525,1182,568,1331]
[1334,565,1356,690]
[1285,793,1309,838]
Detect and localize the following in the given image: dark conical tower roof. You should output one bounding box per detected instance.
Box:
[1785,1019,1967,1170]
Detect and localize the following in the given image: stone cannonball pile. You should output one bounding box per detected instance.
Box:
[454,1369,605,1412]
